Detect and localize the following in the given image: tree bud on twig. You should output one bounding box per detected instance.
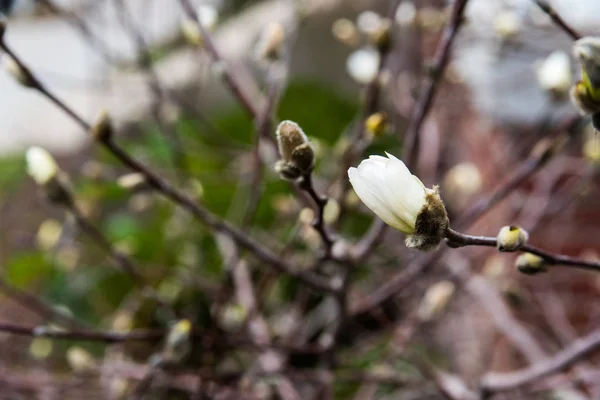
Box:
[275,120,315,180]
[497,225,529,252]
[515,253,547,275]
[365,111,388,138]
[160,319,192,365]
[26,147,72,206]
[91,110,113,142]
[370,19,392,53]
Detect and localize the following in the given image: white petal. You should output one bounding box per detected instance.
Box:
[348,167,413,232]
[26,147,58,185]
[384,159,425,226]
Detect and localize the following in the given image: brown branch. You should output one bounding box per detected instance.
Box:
[445,228,600,273]
[481,329,600,394]
[402,0,470,170]
[298,174,334,259]
[533,0,582,41]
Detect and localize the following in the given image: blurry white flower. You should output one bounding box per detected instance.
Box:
[346,47,380,84]
[536,51,572,97]
[26,147,58,185]
[357,10,382,34]
[348,153,448,250]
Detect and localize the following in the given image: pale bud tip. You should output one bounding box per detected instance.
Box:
[26,146,59,185]
[497,225,529,252]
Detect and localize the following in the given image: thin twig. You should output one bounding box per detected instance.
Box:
[533,0,581,41]
[178,0,260,118]
[402,0,469,170]
[299,174,334,259]
[481,329,600,394]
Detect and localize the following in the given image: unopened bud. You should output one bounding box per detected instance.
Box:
[497,225,528,252]
[92,110,113,142]
[365,112,388,137]
[418,280,455,321]
[255,22,285,60]
[370,19,392,53]
[275,120,314,180]
[26,147,72,205]
[515,253,546,275]
[572,37,600,115]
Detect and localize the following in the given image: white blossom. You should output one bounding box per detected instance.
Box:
[348,153,428,234]
[26,146,58,185]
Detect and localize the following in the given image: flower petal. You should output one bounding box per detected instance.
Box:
[348,167,413,232]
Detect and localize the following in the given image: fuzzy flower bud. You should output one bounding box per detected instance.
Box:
[571,37,600,116]
[348,153,449,251]
[92,110,113,142]
[515,253,546,275]
[161,319,192,365]
[275,120,314,180]
[3,53,35,88]
[346,47,380,84]
[497,225,529,252]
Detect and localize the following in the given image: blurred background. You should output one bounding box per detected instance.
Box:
[0,0,600,399]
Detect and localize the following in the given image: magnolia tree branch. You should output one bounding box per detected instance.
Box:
[481,328,600,394]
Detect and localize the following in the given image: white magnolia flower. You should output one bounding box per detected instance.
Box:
[346,47,380,84]
[348,152,449,250]
[26,146,58,185]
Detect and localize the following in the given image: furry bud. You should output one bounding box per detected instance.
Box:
[497,225,529,252]
[515,253,547,275]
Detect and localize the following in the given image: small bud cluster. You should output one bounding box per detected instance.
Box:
[274,120,315,181]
